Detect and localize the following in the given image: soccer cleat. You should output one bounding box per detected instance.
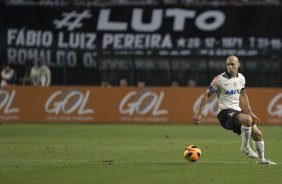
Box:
[257,158,277,165]
[241,147,258,158]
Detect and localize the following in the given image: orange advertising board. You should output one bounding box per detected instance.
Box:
[0,86,281,124]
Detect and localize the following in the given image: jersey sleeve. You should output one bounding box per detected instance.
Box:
[208,76,220,93]
[239,74,246,90]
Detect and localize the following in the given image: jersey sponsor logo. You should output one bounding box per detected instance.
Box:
[225,89,240,95]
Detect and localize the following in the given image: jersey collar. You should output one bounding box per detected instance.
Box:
[225,70,238,78]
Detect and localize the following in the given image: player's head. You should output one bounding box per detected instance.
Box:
[36,56,44,66]
[2,63,11,72]
[226,55,240,77]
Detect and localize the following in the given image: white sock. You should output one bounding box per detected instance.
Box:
[253,140,265,159]
[241,125,252,148]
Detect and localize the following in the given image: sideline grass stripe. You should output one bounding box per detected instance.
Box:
[0,159,280,165]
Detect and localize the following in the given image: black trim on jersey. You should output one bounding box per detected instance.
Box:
[240,87,246,94]
[208,85,216,93]
[223,73,228,78]
[225,70,238,79]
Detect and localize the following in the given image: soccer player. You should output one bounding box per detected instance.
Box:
[192,55,277,165]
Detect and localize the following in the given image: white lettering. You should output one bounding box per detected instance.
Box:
[58,32,68,48]
[60,32,96,49]
[268,93,282,117]
[97,8,225,32]
[7,48,51,66]
[195,10,225,31]
[0,90,19,114]
[97,9,127,31]
[166,9,196,31]
[26,30,37,46]
[102,33,172,49]
[7,29,18,45]
[102,33,113,49]
[45,90,94,115]
[83,52,96,68]
[7,28,53,47]
[132,9,162,32]
[85,33,96,49]
[56,51,77,68]
[119,91,168,116]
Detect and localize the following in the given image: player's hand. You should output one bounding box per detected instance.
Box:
[192,114,201,125]
[251,113,260,123]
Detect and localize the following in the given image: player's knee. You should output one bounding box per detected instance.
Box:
[253,131,263,141]
[243,115,252,127]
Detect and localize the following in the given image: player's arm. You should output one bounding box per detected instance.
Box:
[1,70,13,80]
[45,67,51,86]
[240,89,260,123]
[192,76,218,124]
[192,90,213,125]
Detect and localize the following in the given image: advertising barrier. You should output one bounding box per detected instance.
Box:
[0,86,281,124]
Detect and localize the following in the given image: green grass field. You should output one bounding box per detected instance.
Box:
[0,123,281,184]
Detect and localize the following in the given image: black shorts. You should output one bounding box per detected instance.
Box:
[217,109,242,135]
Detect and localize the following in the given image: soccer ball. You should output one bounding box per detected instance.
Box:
[184,145,202,162]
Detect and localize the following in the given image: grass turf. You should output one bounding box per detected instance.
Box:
[0,123,281,184]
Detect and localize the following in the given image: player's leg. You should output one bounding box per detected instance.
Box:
[234,113,258,158]
[251,125,264,158]
[252,125,277,165]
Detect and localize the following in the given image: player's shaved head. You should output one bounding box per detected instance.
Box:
[226,55,239,63]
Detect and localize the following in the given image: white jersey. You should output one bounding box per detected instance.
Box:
[30,65,51,86]
[208,72,245,112]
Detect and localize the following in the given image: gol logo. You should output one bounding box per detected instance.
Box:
[45,90,94,115]
[119,90,168,116]
[267,93,282,118]
[0,89,19,114]
[193,94,219,116]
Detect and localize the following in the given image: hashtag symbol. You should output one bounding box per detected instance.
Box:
[53,9,92,31]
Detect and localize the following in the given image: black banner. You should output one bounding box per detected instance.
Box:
[0,5,282,71]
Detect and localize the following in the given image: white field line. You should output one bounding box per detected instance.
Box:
[0,160,280,165]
